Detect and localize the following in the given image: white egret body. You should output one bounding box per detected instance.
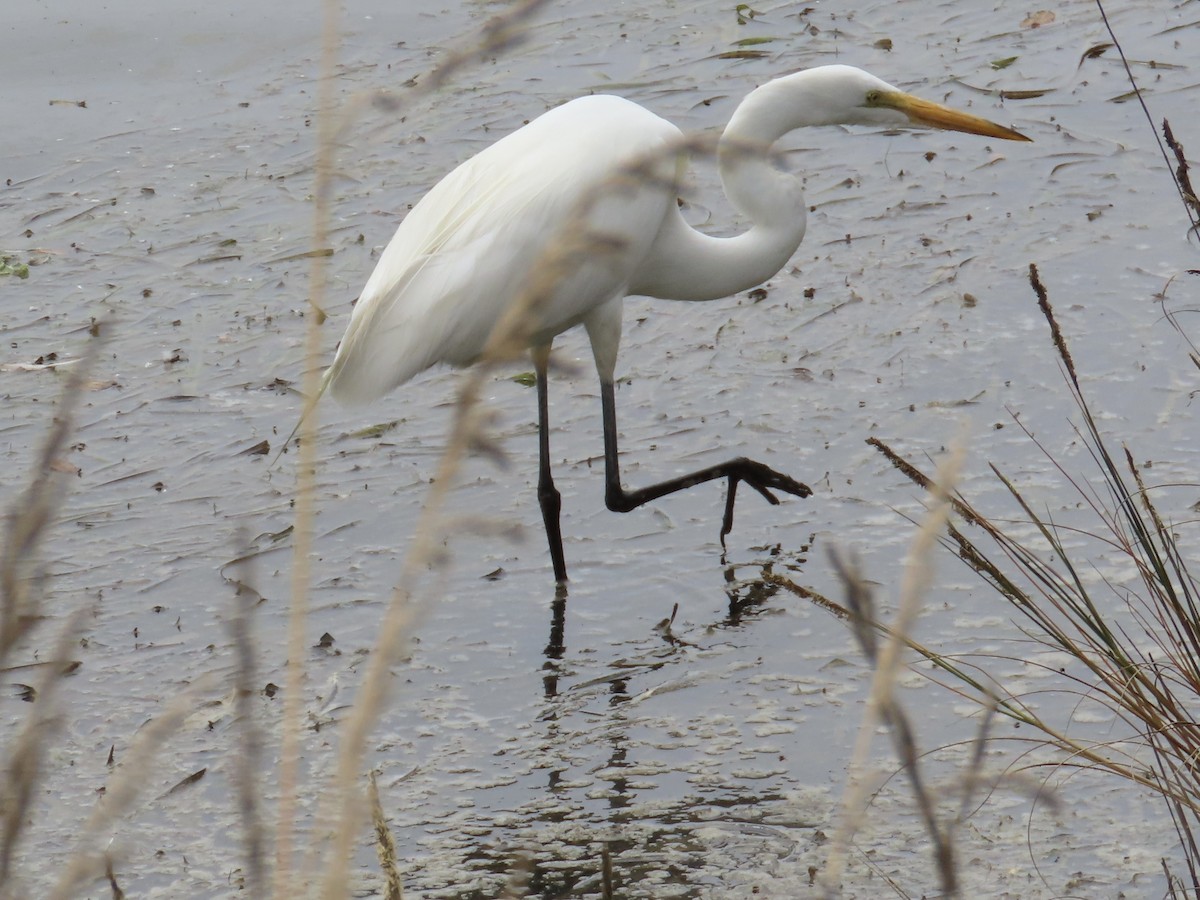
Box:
[323,65,1029,582]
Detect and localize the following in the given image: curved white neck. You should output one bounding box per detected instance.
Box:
[630,73,832,302]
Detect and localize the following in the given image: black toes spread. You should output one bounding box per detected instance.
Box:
[718,458,812,543]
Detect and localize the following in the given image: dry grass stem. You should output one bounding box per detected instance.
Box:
[229,528,266,896]
[276,0,340,893]
[866,269,1200,888]
[104,854,125,899]
[1,326,103,894]
[821,437,966,897]
[369,772,403,900]
[1162,119,1199,221]
[1,324,103,664]
[1027,263,1077,388]
[0,603,90,897]
[332,0,554,160]
[500,848,534,899]
[46,680,210,900]
[1,327,212,896]
[1094,0,1199,235]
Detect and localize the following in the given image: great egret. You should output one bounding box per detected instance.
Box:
[323,65,1030,583]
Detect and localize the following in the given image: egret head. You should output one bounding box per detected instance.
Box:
[863,85,1031,141]
[762,65,1031,142]
[836,65,1030,141]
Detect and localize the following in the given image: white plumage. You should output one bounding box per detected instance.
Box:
[325,94,679,402]
[320,65,1029,582]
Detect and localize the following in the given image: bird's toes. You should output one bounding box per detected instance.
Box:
[757,466,812,500]
[748,482,780,505]
[781,477,813,499]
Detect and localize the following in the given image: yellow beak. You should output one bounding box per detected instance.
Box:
[881,91,1031,142]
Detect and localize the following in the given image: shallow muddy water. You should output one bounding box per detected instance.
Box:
[2,0,1198,897]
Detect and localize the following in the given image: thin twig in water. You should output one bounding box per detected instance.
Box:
[1093,0,1200,234]
[229,527,266,896]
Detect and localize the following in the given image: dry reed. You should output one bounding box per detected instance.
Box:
[820,437,968,897]
[866,270,1200,892]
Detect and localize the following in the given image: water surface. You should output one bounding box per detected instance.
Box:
[2,0,1197,896]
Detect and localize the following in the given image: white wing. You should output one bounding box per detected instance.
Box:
[325,94,682,405]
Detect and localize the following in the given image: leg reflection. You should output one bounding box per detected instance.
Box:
[542,581,568,698]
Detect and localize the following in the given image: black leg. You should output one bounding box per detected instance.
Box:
[599,377,811,544]
[534,346,569,584]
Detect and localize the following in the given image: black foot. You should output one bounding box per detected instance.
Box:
[719,459,811,547]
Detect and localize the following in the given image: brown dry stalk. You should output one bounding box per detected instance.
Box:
[1162,119,1199,218]
[369,773,403,900]
[1027,263,1077,388]
[822,437,965,897]
[276,0,339,893]
[0,325,102,663]
[47,680,209,900]
[229,528,266,896]
[0,603,90,894]
[1094,0,1200,233]
[1,326,103,891]
[862,266,1200,888]
[865,436,984,528]
[303,3,567,897]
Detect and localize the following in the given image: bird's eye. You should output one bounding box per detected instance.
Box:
[864,90,881,106]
